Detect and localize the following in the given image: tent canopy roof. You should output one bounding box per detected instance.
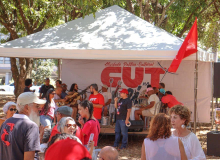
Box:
[0,5,213,61]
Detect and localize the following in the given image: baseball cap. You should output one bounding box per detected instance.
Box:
[56,106,72,116]
[119,89,129,94]
[102,84,108,89]
[17,92,46,106]
[45,138,92,160]
[146,87,153,93]
[159,88,166,95]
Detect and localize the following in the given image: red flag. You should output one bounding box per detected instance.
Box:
[168,18,198,73]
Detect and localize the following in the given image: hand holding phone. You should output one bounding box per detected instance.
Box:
[87,133,94,149]
[88,133,94,144]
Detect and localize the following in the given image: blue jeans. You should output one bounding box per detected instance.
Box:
[114,120,128,148]
[40,115,52,128]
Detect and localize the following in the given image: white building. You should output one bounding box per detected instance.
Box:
[0,32,11,85]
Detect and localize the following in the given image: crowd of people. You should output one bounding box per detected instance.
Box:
[0,78,206,160]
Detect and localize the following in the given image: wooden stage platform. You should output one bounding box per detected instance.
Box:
[100,127,149,136]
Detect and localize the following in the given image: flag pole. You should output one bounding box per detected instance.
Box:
[194,51,198,133]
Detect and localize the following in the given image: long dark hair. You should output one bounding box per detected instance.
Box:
[69,83,77,92]
[79,100,93,121]
[42,88,55,115]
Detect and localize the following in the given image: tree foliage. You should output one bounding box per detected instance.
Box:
[0,0,109,98]
[32,59,56,85]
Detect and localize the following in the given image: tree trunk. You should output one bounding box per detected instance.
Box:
[58,59,61,80]
[10,57,33,99]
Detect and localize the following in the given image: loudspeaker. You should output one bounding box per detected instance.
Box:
[214,63,220,98]
[128,120,144,132]
[207,131,220,156]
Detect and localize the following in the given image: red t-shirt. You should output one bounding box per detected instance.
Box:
[89,93,105,119]
[45,138,91,160]
[161,95,182,108]
[49,124,84,144]
[82,119,100,146]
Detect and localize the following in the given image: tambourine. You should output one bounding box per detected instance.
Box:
[126,121,131,127]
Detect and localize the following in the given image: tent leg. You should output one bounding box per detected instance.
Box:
[211,62,215,129]
[194,52,198,134]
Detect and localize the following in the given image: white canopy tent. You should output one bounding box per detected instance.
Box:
[0,5,213,61]
[0,5,214,123]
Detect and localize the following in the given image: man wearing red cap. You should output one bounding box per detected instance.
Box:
[113,89,132,150]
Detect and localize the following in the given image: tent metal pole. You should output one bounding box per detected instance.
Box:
[211,62,215,129]
[194,52,198,134]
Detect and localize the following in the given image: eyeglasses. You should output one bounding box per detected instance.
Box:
[65,124,76,128]
[97,155,104,160]
[9,108,17,112]
[51,93,55,95]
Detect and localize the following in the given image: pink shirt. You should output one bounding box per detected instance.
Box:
[47,99,56,118]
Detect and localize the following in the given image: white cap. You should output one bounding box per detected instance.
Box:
[17,92,46,106]
[3,102,17,114]
[102,84,108,89]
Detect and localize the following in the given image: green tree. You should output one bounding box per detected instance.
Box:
[32,59,56,85]
[0,0,105,98]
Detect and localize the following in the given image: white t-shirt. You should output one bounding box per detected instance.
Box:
[101,92,112,105]
[148,94,160,114]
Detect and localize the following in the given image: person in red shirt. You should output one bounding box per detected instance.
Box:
[161,91,182,108]
[48,106,84,143]
[45,138,92,160]
[78,100,100,147]
[89,84,105,120]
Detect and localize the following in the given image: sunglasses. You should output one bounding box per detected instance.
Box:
[51,93,55,95]
[65,124,76,128]
[9,108,17,112]
[97,155,104,160]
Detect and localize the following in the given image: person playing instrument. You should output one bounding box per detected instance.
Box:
[40,78,54,99]
[55,80,62,88]
[66,83,82,120]
[101,84,112,116]
[134,87,159,121]
[113,89,131,150]
[89,84,105,121]
[61,83,68,99]
[54,87,66,110]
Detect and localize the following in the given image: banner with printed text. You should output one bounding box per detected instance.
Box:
[62,59,211,123]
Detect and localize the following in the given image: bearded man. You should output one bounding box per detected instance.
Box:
[0,92,46,160]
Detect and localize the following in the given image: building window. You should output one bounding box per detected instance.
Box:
[0,57,10,64]
[0,57,3,64]
[4,58,10,64]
